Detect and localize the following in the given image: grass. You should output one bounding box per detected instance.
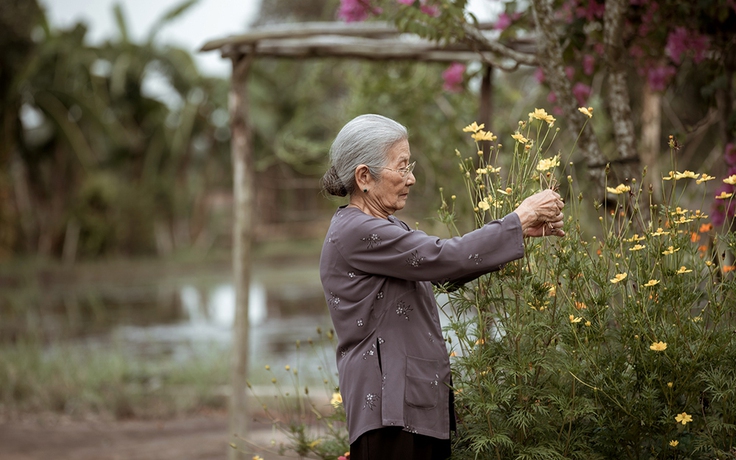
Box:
[0,340,231,419]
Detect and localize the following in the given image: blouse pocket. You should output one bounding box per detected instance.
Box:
[404,355,439,409]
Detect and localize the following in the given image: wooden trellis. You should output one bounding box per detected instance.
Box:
[200,21,534,460]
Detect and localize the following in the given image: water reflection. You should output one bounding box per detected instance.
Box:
[0,262,337,380]
[113,280,331,360]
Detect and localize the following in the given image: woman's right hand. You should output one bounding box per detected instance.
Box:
[514,189,566,237]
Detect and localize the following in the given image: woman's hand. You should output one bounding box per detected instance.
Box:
[514,189,566,238]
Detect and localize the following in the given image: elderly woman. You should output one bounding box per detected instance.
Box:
[320,114,564,460]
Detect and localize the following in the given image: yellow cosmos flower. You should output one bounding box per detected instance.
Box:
[578,106,593,118]
[253,456,265,460]
[716,191,734,200]
[629,244,646,251]
[477,200,490,211]
[662,171,676,181]
[662,246,680,255]
[463,122,484,133]
[650,341,667,351]
[536,155,560,172]
[625,234,646,242]
[676,266,692,274]
[330,392,343,408]
[696,173,715,184]
[670,206,687,215]
[643,279,660,287]
[585,321,592,327]
[652,228,670,236]
[528,108,556,125]
[610,273,628,284]
[472,130,497,142]
[606,184,631,195]
[724,174,736,185]
[497,188,511,195]
[675,412,692,425]
[569,315,582,323]
[511,132,529,144]
[669,440,679,447]
[675,170,698,180]
[487,166,501,174]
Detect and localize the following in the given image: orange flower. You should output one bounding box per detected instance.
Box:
[698,245,708,253]
[699,223,713,233]
[724,265,736,273]
[690,232,699,242]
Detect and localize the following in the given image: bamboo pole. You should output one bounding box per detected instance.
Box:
[228,51,254,460]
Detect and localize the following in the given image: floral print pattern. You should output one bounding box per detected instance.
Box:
[406,250,425,267]
[361,233,382,249]
[395,301,413,320]
[363,393,379,410]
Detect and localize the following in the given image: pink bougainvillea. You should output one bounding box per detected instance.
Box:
[646,64,676,92]
[495,13,513,30]
[582,55,595,76]
[396,0,439,16]
[442,62,465,93]
[534,67,546,84]
[572,82,591,105]
[420,3,440,17]
[666,27,710,65]
[575,0,605,21]
[338,0,379,22]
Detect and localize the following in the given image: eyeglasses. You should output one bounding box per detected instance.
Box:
[382,161,416,178]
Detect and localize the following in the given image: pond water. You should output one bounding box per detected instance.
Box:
[0,257,337,381]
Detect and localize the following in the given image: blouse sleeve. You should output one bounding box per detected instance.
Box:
[334,211,525,285]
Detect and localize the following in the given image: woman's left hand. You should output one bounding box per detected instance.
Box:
[524,216,565,237]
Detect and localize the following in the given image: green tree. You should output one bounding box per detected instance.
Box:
[0,0,42,258]
[10,1,231,258]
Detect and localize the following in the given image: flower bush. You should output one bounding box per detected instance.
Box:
[262,108,736,459]
[437,109,736,459]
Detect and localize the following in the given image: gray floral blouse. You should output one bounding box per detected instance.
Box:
[319,206,524,444]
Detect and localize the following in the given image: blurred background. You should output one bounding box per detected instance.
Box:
[0,0,733,456]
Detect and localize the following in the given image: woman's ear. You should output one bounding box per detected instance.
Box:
[354,164,374,191]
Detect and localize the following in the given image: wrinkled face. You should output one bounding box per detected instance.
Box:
[372,139,416,215]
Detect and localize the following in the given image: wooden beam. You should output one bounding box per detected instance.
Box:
[218,36,509,63]
[201,21,400,52]
[228,51,254,460]
[200,21,536,66]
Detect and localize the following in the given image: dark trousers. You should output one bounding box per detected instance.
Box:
[350,427,451,460]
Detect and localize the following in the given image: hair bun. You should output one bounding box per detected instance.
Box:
[321,165,348,197]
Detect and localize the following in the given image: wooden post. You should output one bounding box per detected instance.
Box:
[479,65,493,157]
[228,51,254,460]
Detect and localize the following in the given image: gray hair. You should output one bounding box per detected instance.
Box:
[321,114,408,197]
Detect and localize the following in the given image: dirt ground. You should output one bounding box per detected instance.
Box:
[0,411,297,460]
